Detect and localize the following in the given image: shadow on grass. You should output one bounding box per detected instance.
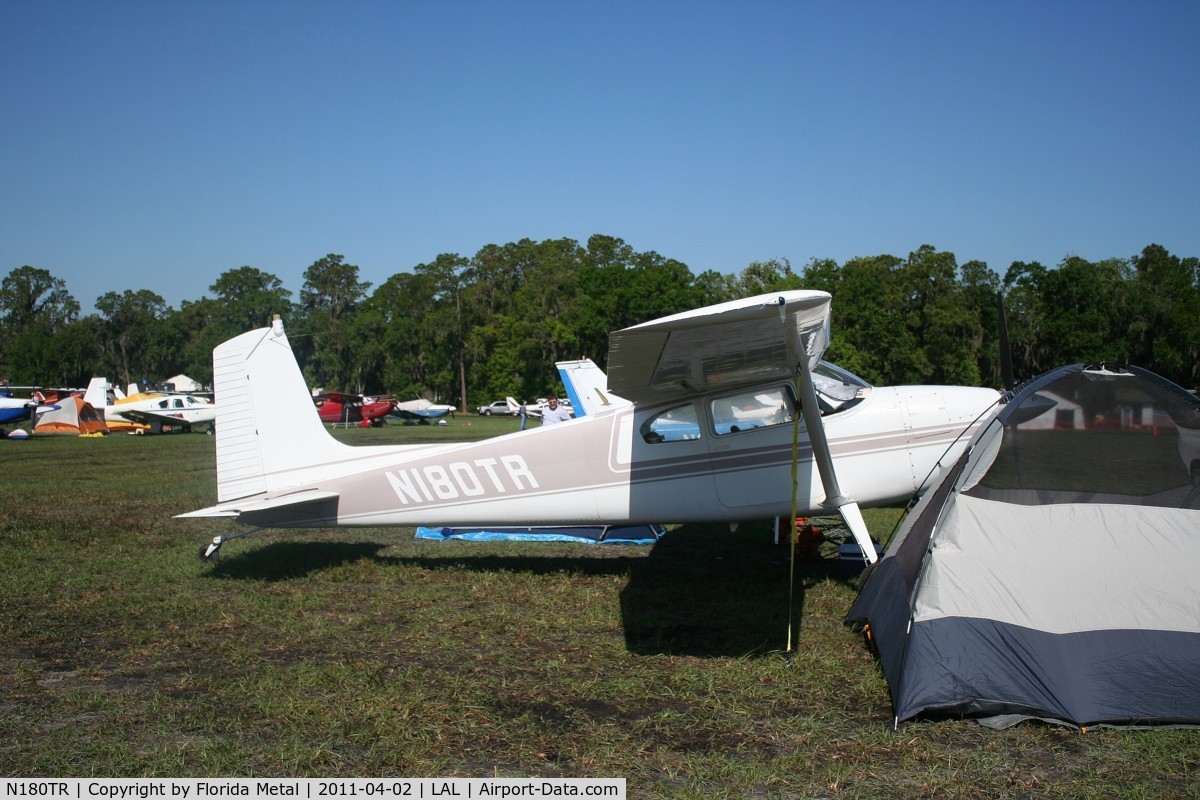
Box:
[204,539,642,582]
[620,521,859,658]
[206,541,393,581]
[203,521,858,659]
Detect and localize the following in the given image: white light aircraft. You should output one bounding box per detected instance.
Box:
[506,397,539,417]
[86,377,219,433]
[180,291,1001,563]
[389,397,456,423]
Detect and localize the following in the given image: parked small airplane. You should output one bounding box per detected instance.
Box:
[0,393,58,430]
[181,291,1002,563]
[86,377,218,433]
[390,397,456,424]
[313,392,394,427]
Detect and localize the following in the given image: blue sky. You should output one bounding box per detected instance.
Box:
[3,1,1198,312]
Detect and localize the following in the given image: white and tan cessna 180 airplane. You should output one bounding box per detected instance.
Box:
[180,290,1001,563]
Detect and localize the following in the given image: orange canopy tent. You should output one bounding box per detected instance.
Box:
[34,397,109,435]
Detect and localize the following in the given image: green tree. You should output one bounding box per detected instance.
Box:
[1003,255,1135,383]
[173,297,225,386]
[51,316,105,388]
[1038,255,1131,367]
[0,266,79,332]
[802,254,920,385]
[464,242,529,401]
[692,269,740,306]
[94,289,170,388]
[298,254,370,391]
[210,266,293,334]
[571,236,632,368]
[1001,260,1051,380]
[625,250,697,326]
[0,266,81,383]
[495,238,583,398]
[901,245,981,385]
[571,236,696,376]
[959,260,1004,388]
[1130,244,1199,387]
[417,253,472,410]
[354,270,443,399]
[735,258,801,296]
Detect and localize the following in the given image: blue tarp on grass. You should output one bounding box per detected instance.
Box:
[416,524,664,545]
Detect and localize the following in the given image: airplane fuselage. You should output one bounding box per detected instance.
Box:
[221,382,997,529]
[104,393,218,431]
[182,300,1001,566]
[0,396,36,425]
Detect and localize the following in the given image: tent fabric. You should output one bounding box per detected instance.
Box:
[416,524,664,545]
[848,364,1200,728]
[166,374,203,392]
[34,397,109,435]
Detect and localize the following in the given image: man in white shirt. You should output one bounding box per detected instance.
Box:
[540,395,572,426]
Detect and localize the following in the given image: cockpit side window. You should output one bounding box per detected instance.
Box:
[711,386,795,436]
[641,403,700,444]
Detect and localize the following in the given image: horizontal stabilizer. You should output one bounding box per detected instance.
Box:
[177,489,340,527]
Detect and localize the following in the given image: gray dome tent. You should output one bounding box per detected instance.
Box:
[848,364,1200,729]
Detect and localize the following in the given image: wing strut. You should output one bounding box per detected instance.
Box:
[793,348,879,567]
[763,293,878,568]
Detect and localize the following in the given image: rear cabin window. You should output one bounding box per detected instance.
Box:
[710,386,795,436]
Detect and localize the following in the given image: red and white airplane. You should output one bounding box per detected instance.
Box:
[312,392,394,427]
[181,291,1001,562]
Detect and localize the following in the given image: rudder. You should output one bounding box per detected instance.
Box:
[212,317,350,502]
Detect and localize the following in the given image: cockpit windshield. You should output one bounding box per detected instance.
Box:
[813,360,870,411]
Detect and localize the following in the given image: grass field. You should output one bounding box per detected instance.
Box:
[2,418,1198,797]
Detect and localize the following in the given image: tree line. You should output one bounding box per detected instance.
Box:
[1,235,1196,414]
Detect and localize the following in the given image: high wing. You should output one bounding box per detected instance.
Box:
[608,291,830,401]
[561,290,831,418]
[607,290,876,562]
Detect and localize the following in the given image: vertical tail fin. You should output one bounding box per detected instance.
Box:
[212,317,351,502]
[556,358,629,418]
[84,377,109,410]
